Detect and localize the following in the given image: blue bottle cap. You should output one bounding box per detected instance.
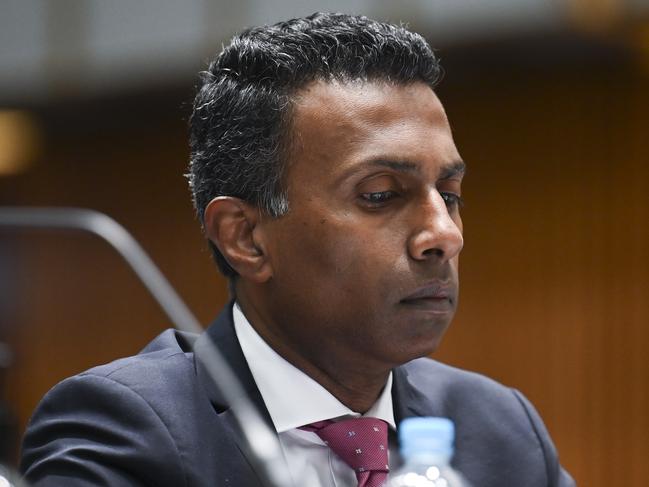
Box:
[399,417,455,460]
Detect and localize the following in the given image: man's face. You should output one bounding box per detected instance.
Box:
[260,80,464,372]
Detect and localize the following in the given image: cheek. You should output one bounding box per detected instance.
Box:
[305,223,371,284]
[273,216,393,297]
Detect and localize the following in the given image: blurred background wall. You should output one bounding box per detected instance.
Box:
[1,1,648,485]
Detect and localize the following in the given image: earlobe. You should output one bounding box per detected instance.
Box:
[203,197,273,283]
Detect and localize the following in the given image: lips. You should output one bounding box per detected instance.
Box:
[400,281,455,313]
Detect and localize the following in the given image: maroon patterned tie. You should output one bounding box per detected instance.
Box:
[301,417,389,487]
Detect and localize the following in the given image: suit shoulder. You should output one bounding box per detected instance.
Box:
[399,358,538,432]
[21,329,204,486]
[21,365,190,486]
[403,357,515,399]
[27,327,202,430]
[399,358,575,486]
[79,328,198,390]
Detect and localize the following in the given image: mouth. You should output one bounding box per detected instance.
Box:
[399,281,455,313]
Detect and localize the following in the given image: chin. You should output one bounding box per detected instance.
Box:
[415,335,444,357]
[387,334,445,366]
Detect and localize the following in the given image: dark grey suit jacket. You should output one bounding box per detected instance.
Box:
[21,304,575,486]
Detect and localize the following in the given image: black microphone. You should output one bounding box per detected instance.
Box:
[0,207,294,487]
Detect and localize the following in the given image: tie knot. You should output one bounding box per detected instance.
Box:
[301,417,389,486]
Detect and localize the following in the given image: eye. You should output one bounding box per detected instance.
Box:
[441,192,464,209]
[360,190,399,206]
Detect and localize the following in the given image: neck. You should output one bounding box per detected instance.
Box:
[292,355,390,414]
[235,289,391,413]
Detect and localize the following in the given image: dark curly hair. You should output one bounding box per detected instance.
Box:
[188,12,442,278]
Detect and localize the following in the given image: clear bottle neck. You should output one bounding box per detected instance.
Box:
[401,451,453,467]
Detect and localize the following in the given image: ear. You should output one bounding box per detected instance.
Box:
[203,196,273,283]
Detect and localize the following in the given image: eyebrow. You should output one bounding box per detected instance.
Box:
[364,158,466,179]
[439,160,466,179]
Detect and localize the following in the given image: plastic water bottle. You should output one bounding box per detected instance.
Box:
[389,417,470,487]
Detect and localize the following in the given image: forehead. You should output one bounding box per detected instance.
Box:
[287,80,460,180]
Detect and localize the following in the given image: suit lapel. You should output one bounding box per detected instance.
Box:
[193,302,277,487]
[392,363,436,423]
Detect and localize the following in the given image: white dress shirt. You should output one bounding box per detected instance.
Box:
[233,303,397,487]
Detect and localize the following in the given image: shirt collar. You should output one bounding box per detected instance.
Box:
[233,302,396,433]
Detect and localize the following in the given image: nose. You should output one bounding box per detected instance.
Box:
[407,191,464,262]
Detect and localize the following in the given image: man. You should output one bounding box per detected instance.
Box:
[21,13,575,487]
